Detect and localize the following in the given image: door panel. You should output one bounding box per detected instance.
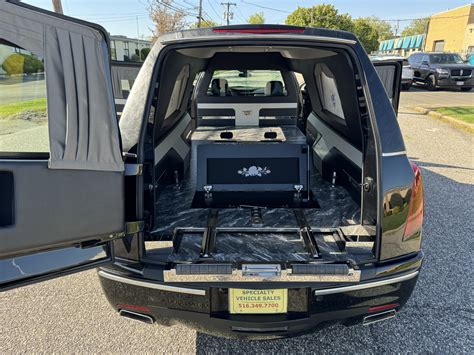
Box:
[373,61,402,114]
[0,160,124,258]
[0,1,126,289]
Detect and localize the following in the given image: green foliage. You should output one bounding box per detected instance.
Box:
[285,5,398,53]
[247,12,265,24]
[401,17,429,36]
[2,53,44,75]
[140,47,151,59]
[131,54,141,62]
[352,18,380,53]
[285,4,353,32]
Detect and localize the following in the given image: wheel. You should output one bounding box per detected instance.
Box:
[460,87,472,92]
[425,75,437,91]
[401,83,411,91]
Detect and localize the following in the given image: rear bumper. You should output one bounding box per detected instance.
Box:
[98,252,423,339]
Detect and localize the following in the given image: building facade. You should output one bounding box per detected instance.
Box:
[110,35,151,62]
[377,4,474,57]
[424,4,474,54]
[378,34,425,57]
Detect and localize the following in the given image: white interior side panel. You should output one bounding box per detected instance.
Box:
[307,113,363,168]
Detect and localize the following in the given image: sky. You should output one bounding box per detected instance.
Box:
[24,0,471,39]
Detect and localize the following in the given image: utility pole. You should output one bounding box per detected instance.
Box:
[52,0,63,14]
[221,2,236,25]
[197,0,203,28]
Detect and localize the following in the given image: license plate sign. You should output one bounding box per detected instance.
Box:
[456,81,464,85]
[229,289,288,314]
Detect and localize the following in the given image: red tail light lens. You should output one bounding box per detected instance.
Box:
[403,161,424,240]
[368,303,400,313]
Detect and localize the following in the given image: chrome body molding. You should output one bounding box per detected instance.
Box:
[381,151,407,157]
[313,270,419,296]
[163,268,361,283]
[98,270,206,296]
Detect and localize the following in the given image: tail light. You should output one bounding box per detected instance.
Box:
[403,161,424,240]
[368,303,400,313]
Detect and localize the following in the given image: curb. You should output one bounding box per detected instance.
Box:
[409,106,474,134]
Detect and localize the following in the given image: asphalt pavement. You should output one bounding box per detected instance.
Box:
[1,93,473,353]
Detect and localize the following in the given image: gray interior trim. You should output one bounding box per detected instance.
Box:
[154,114,191,162]
[308,113,363,167]
[198,103,297,126]
[98,270,206,296]
[314,270,419,296]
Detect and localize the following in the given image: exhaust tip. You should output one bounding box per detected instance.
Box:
[119,309,154,324]
[363,309,396,326]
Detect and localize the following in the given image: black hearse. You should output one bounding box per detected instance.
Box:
[0,1,424,338]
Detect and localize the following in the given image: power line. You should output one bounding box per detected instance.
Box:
[241,0,289,14]
[207,0,222,21]
[234,5,247,23]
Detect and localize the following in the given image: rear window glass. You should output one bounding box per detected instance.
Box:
[207,70,287,97]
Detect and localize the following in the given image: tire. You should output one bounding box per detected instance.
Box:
[425,75,437,91]
[401,83,411,91]
[460,87,472,92]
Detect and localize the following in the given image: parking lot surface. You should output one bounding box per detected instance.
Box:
[1,92,473,353]
[400,86,474,108]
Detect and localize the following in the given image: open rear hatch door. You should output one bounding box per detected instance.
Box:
[0,0,133,290]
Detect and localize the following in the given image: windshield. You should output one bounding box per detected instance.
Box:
[429,54,463,64]
[208,70,287,97]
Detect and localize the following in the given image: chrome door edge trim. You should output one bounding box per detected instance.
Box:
[381,151,406,157]
[314,270,419,296]
[98,270,206,296]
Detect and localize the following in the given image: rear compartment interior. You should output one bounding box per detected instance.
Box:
[139,43,378,268]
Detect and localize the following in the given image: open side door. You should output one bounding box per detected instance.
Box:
[0,1,132,290]
[373,60,402,114]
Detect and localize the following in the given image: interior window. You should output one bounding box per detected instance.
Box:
[0,42,48,153]
[207,70,287,97]
[315,64,345,120]
[164,65,189,120]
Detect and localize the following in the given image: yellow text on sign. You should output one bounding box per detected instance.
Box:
[229,289,288,314]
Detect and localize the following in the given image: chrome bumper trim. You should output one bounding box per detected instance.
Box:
[314,270,419,296]
[98,270,206,296]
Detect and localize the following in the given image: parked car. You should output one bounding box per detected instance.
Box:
[1,1,424,339]
[407,52,474,91]
[371,55,414,90]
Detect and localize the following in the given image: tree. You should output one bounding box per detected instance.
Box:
[248,12,265,24]
[401,17,429,36]
[357,16,393,41]
[140,47,151,60]
[352,18,380,53]
[148,0,186,42]
[2,53,44,75]
[285,4,353,32]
